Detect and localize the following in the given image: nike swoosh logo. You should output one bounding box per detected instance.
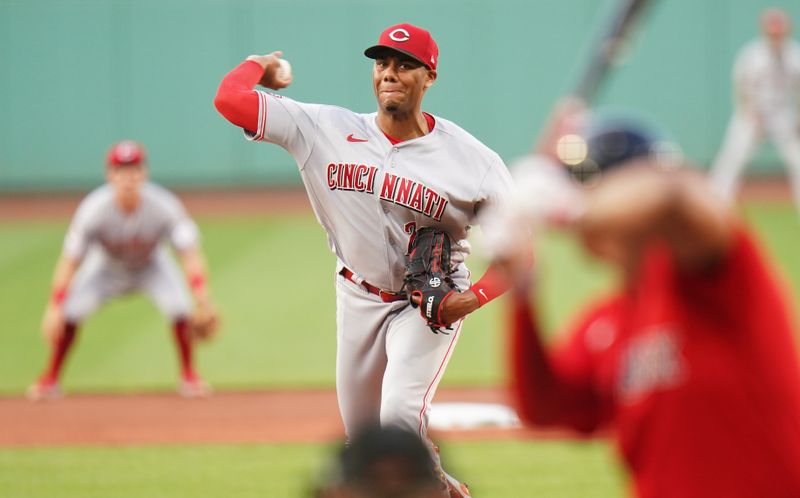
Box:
[478,289,488,301]
[347,134,369,143]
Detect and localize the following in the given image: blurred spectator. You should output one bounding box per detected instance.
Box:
[709,7,800,213]
[314,424,444,498]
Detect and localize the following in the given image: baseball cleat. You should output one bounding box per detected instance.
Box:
[26,378,63,401]
[178,376,212,398]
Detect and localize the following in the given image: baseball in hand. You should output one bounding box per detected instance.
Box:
[276,58,292,83]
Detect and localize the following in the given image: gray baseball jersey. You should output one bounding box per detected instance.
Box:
[246,91,512,290]
[245,91,512,440]
[734,38,800,114]
[62,183,198,321]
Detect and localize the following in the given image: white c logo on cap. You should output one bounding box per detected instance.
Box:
[389,28,410,42]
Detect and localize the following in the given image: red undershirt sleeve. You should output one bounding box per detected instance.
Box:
[470,262,511,306]
[213,60,264,133]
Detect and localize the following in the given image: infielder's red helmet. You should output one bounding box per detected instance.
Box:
[106,140,146,167]
[364,23,439,70]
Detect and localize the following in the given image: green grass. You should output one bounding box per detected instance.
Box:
[1,204,799,394]
[0,440,626,498]
[744,204,800,290]
[1,201,798,498]
[0,215,341,393]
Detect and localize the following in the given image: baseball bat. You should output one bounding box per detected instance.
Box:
[532,0,656,155]
[572,0,655,104]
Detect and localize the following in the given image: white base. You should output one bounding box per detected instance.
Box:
[429,402,521,430]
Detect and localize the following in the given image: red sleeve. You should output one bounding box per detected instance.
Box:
[510,293,610,434]
[213,60,264,133]
[470,262,512,306]
[679,227,773,306]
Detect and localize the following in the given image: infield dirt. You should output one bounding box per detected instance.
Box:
[0,387,578,447]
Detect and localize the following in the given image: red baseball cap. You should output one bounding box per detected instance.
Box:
[106,140,146,167]
[364,23,439,70]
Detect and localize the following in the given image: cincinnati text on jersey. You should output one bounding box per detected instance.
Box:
[327,163,449,221]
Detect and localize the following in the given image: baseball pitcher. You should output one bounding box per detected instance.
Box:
[214,23,515,497]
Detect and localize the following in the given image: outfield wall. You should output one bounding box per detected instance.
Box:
[1,0,796,191]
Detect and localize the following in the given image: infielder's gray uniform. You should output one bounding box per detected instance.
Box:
[62,183,198,322]
[710,38,800,210]
[247,91,512,438]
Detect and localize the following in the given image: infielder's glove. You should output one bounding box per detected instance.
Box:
[188,302,220,342]
[403,227,459,334]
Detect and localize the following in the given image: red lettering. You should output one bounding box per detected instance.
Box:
[432,198,448,221]
[366,166,378,193]
[396,178,415,205]
[337,163,345,187]
[327,162,382,193]
[380,172,399,200]
[354,164,367,191]
[423,189,439,215]
[327,163,337,190]
[341,163,356,190]
[408,184,424,212]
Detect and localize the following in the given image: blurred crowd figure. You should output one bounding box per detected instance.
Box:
[28,141,216,400]
[314,424,444,498]
[487,101,800,498]
[710,7,800,213]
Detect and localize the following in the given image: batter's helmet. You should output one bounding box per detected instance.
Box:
[106,140,146,167]
[560,115,679,182]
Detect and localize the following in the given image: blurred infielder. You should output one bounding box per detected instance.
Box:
[28,141,218,400]
[710,8,800,212]
[214,23,513,497]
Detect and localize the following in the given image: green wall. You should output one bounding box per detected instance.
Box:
[1,0,797,191]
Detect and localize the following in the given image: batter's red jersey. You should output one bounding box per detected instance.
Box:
[512,228,800,498]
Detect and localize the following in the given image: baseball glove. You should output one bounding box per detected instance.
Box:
[188,302,220,342]
[403,227,459,334]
